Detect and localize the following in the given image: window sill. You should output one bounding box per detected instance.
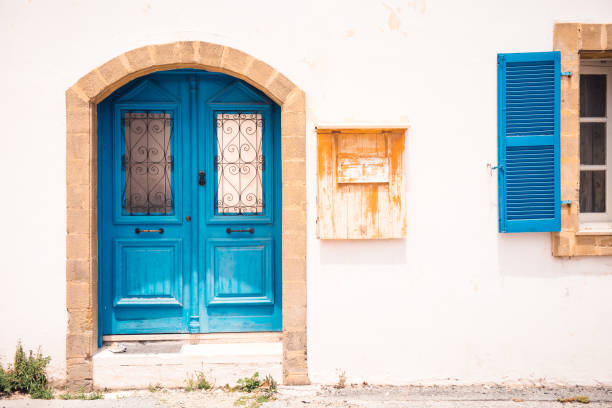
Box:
[577,223,612,235]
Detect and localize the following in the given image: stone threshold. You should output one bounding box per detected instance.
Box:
[102,331,282,344]
[93,338,282,390]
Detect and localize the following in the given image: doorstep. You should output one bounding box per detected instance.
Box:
[92,338,282,390]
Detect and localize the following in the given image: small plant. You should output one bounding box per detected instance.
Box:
[558,396,590,404]
[334,370,347,389]
[148,383,162,392]
[0,342,54,399]
[235,372,261,393]
[58,387,103,400]
[185,371,212,392]
[232,373,278,408]
[0,366,12,396]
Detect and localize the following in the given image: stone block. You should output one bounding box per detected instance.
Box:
[266,72,295,104]
[66,88,89,111]
[67,209,91,234]
[221,47,254,76]
[283,306,307,330]
[152,42,181,66]
[67,234,91,260]
[67,334,94,359]
[284,373,310,385]
[97,57,131,87]
[66,282,91,310]
[283,331,307,352]
[283,184,306,207]
[283,280,307,307]
[580,24,603,50]
[75,70,108,101]
[66,259,91,283]
[196,42,224,68]
[67,184,91,209]
[554,23,579,53]
[282,208,307,233]
[281,111,306,137]
[66,358,93,390]
[124,46,156,73]
[67,159,90,186]
[246,58,276,88]
[68,309,94,334]
[176,41,197,64]
[281,154,306,180]
[283,350,308,372]
[283,258,306,281]
[67,133,91,161]
[283,88,306,114]
[66,107,91,134]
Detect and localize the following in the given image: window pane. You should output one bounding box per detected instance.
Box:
[580,170,606,213]
[124,112,173,215]
[215,112,264,214]
[580,74,606,117]
[580,122,606,165]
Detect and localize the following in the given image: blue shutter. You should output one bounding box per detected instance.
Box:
[498,52,561,233]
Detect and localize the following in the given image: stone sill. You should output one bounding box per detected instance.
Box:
[577,223,612,236]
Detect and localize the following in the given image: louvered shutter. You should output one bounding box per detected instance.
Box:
[498,52,561,233]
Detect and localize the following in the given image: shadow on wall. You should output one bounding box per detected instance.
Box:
[319,239,407,265]
[497,233,612,277]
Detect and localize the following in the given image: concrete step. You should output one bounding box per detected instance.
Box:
[92,342,282,390]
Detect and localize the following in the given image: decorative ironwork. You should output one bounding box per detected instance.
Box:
[123,112,173,215]
[215,112,264,214]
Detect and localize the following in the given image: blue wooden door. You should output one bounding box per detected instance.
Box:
[98,70,282,339]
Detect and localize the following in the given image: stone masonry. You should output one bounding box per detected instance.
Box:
[552,23,612,256]
[65,41,308,389]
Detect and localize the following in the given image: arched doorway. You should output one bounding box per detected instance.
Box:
[65,42,307,389]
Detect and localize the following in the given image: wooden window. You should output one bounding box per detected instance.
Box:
[579,61,612,227]
[316,128,406,239]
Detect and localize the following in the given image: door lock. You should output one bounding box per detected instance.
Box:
[198,171,206,186]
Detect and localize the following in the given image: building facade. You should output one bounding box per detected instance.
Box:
[0,0,611,389]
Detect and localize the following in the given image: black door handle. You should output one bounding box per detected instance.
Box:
[135,228,164,234]
[199,171,206,186]
[226,228,254,234]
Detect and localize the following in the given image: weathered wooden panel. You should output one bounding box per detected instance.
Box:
[337,157,389,183]
[316,128,406,239]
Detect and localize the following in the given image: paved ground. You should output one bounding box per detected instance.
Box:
[1,385,611,407]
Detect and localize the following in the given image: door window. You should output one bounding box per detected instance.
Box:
[215,112,264,215]
[123,111,174,215]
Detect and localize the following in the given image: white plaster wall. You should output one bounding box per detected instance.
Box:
[1,0,611,385]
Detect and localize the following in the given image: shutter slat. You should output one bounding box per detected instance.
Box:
[498,52,561,232]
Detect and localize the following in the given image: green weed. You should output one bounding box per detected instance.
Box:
[558,396,590,404]
[0,342,53,399]
[232,373,278,408]
[58,387,104,400]
[185,371,213,392]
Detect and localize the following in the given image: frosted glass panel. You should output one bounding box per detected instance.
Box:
[123,112,173,215]
[215,113,264,214]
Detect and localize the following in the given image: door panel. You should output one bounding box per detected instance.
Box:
[206,238,274,306]
[113,239,183,308]
[98,70,281,338]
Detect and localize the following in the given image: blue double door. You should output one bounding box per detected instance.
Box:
[98,70,282,337]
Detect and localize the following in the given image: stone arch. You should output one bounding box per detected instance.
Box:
[65,41,308,388]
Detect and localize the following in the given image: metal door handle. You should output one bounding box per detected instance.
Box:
[226,228,254,234]
[135,228,164,234]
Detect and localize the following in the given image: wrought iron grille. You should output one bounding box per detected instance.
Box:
[215,112,264,214]
[123,111,173,215]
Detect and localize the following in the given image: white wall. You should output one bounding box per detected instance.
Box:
[1,0,611,385]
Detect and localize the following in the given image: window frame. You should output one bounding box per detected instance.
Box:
[552,23,612,256]
[579,63,612,226]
